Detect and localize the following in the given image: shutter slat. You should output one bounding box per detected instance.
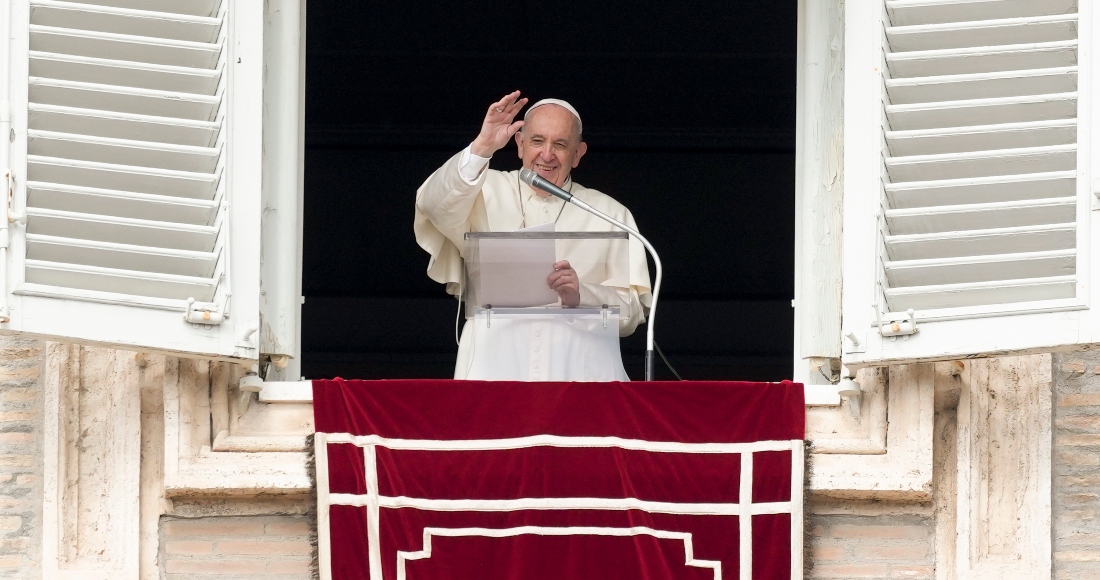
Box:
[27,155,219,198]
[883,275,1076,310]
[885,249,1075,286]
[29,130,220,173]
[887,0,1076,27]
[29,104,220,147]
[30,0,222,43]
[29,77,220,120]
[886,92,1076,130]
[30,51,221,94]
[885,196,1075,234]
[887,40,1077,78]
[885,144,1076,182]
[887,119,1075,156]
[30,25,221,68]
[69,0,221,18]
[885,223,1075,261]
[25,259,218,301]
[886,171,1075,208]
[26,181,218,225]
[886,67,1077,104]
[887,14,1078,51]
[26,208,218,252]
[27,234,218,277]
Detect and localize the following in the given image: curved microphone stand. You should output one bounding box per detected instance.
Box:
[519,169,663,381]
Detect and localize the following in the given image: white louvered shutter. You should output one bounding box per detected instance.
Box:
[842,0,1098,367]
[0,0,264,359]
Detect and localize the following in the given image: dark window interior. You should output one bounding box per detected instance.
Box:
[301,1,797,381]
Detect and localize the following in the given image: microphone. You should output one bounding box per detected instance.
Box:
[519,167,665,381]
[519,168,573,202]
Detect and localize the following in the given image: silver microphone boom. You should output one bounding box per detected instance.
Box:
[519,168,573,202]
[517,167,665,381]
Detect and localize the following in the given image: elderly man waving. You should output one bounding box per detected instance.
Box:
[414,91,652,381]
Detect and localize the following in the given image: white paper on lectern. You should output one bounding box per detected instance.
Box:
[475,222,558,307]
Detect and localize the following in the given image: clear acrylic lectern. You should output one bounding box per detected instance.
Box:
[463,231,631,381]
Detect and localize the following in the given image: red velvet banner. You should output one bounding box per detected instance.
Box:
[313,379,805,580]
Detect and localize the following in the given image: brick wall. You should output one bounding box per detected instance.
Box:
[160,515,313,579]
[807,509,935,579]
[1052,352,1100,579]
[0,337,44,579]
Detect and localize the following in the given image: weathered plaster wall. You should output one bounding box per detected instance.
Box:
[0,336,43,578]
[1052,352,1100,578]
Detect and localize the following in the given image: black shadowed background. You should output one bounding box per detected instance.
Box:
[300,1,796,381]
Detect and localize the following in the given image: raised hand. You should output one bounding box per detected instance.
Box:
[547,260,581,307]
[470,91,528,158]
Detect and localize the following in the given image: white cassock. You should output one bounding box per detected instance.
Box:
[415,146,653,381]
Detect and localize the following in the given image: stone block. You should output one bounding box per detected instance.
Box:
[214,540,311,555]
[165,540,213,556]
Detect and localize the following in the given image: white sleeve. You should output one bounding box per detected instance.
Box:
[458,144,492,184]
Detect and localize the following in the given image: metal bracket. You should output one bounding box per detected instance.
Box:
[844,329,867,353]
[879,308,918,339]
[235,323,258,349]
[837,375,862,417]
[184,297,226,326]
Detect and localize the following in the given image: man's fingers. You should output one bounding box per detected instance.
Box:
[490,91,523,115]
[548,273,577,291]
[506,120,525,138]
[493,91,520,109]
[507,97,528,114]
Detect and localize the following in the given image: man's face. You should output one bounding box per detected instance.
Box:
[515,105,588,189]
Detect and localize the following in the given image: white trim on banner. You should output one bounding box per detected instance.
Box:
[740,451,754,580]
[328,494,793,516]
[396,526,722,580]
[324,433,797,453]
[363,445,383,580]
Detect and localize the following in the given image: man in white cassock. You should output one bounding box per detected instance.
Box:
[414,91,652,381]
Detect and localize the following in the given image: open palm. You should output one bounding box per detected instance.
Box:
[471,91,528,157]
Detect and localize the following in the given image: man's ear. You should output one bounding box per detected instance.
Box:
[514,131,524,158]
[572,141,588,168]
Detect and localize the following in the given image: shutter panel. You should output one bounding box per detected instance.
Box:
[842,0,1096,367]
[0,0,263,359]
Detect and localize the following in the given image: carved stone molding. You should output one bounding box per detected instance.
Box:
[811,364,935,499]
[41,344,142,580]
[162,358,310,496]
[953,356,1052,579]
[807,366,889,455]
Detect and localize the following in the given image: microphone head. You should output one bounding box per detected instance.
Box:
[518,168,538,186]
